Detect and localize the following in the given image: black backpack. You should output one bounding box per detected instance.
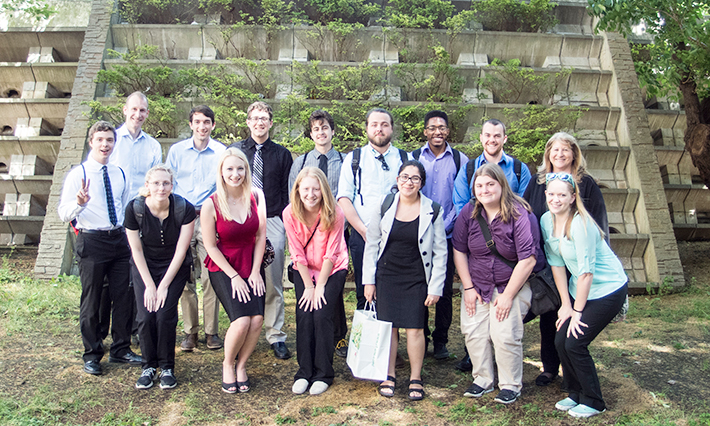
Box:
[133,194,187,237]
[351,147,408,205]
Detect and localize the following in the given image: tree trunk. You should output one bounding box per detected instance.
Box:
[680,75,710,188]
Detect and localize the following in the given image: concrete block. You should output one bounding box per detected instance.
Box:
[542,56,562,68]
[193,13,223,24]
[368,49,398,64]
[457,53,488,66]
[560,57,591,69]
[462,88,493,104]
[370,87,402,102]
[2,193,18,215]
[8,154,51,176]
[25,82,63,99]
[0,234,13,245]
[188,47,202,61]
[21,81,36,99]
[15,194,46,216]
[607,211,623,225]
[14,118,59,137]
[27,47,61,63]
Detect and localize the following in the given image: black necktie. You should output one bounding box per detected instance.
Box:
[102,165,117,226]
[318,154,328,178]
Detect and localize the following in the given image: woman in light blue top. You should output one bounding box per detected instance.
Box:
[540,172,627,419]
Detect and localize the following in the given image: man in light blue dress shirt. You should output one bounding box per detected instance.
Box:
[109,92,163,199]
[413,110,469,361]
[165,105,226,352]
[452,119,531,213]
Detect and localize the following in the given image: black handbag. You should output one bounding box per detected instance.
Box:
[287,217,320,283]
[475,214,560,316]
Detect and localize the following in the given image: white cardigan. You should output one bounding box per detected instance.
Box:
[362,192,447,296]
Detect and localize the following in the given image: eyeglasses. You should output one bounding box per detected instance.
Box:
[248,116,271,123]
[397,174,422,185]
[425,125,448,132]
[149,181,172,188]
[545,172,575,189]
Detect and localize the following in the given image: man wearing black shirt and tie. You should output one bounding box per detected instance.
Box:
[230,102,294,360]
[58,121,142,375]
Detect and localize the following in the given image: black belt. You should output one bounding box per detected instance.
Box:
[79,227,125,237]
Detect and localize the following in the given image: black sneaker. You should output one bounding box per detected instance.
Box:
[135,367,156,390]
[463,383,493,398]
[335,339,348,358]
[159,369,177,389]
[494,389,520,404]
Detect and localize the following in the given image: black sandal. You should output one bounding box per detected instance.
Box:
[535,372,557,387]
[408,379,425,401]
[378,375,396,397]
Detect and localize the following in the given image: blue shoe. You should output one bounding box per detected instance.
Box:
[568,404,606,418]
[555,397,578,411]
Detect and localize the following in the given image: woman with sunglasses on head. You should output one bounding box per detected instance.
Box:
[542,172,627,418]
[522,132,609,387]
[283,167,348,396]
[125,165,196,390]
[362,160,446,401]
[453,163,545,405]
[202,148,266,394]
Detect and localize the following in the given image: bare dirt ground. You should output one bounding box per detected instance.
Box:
[0,242,709,425]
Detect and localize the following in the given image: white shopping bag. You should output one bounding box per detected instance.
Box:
[346,302,392,381]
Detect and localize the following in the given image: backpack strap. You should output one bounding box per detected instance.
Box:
[133,195,146,237]
[298,153,308,173]
[172,193,187,227]
[452,148,461,171]
[380,193,396,218]
[351,148,362,205]
[398,148,408,165]
[432,201,441,222]
[466,160,475,189]
[412,148,422,160]
[513,157,522,186]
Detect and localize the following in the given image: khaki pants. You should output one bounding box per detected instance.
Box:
[264,216,287,344]
[180,215,219,335]
[460,283,531,392]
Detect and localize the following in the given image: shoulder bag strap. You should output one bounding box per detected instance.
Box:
[475,214,517,269]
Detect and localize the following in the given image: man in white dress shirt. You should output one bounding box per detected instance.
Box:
[58,121,142,375]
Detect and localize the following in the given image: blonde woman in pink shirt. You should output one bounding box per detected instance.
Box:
[283,167,349,396]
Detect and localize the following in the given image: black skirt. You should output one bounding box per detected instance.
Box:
[210,270,265,321]
[375,218,427,329]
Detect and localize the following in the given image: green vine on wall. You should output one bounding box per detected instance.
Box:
[479,58,572,105]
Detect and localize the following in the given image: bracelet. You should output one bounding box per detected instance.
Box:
[463,287,476,291]
[573,307,583,313]
[305,285,315,289]
[230,274,239,280]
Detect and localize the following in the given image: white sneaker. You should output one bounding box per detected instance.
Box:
[568,404,606,418]
[555,397,578,411]
[292,378,309,394]
[309,381,329,395]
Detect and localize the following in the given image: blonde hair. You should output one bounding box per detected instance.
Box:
[547,177,604,240]
[471,163,531,222]
[139,164,174,198]
[290,167,337,231]
[536,132,588,185]
[215,147,252,222]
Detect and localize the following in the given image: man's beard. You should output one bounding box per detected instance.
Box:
[369,133,392,147]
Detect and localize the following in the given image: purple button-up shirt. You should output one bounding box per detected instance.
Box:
[417,143,468,236]
[452,201,544,302]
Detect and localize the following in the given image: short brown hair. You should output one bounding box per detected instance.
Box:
[88,120,116,142]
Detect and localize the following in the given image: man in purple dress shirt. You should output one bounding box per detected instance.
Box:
[412,110,469,360]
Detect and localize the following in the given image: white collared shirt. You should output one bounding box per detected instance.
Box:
[109,124,163,199]
[58,156,129,230]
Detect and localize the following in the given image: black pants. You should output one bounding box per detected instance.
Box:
[555,284,627,411]
[76,231,132,362]
[332,228,350,343]
[425,239,454,347]
[294,269,347,385]
[348,229,366,310]
[132,262,189,370]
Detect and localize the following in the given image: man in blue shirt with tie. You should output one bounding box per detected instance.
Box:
[58,121,142,375]
[166,105,226,352]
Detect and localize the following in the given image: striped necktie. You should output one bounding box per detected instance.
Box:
[253,144,264,189]
[318,154,328,178]
[102,165,117,226]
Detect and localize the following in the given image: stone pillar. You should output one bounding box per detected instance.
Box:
[601,32,685,287]
[34,0,113,279]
